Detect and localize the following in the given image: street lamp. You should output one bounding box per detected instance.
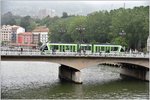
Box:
[76,25,85,43]
[119,30,126,36]
[59,28,66,34]
[119,30,126,51]
[59,28,66,43]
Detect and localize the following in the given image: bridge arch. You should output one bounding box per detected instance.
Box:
[2,55,149,83]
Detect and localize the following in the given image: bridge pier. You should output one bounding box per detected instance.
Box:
[59,65,82,84]
[145,71,149,81]
[120,63,149,81]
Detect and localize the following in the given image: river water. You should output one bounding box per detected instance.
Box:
[1,61,149,99]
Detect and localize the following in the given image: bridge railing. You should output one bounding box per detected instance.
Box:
[1,50,41,56]
[1,50,149,58]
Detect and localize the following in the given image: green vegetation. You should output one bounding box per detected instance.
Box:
[1,6,149,51]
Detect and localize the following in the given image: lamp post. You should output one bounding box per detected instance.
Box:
[59,28,66,35]
[119,30,126,36]
[119,30,126,51]
[76,26,85,54]
[76,25,85,43]
[59,28,66,43]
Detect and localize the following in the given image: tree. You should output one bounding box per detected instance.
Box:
[1,12,16,25]
[111,37,128,48]
[62,12,68,18]
[20,16,37,31]
[86,11,111,43]
[37,6,149,50]
[61,33,73,43]
[110,6,149,50]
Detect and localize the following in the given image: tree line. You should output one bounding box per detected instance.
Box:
[1,6,149,51]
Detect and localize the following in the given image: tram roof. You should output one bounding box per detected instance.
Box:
[47,43,122,46]
[47,43,77,45]
[94,44,122,46]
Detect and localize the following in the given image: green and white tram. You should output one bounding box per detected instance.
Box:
[40,43,78,54]
[40,43,125,54]
[80,44,92,54]
[93,44,124,53]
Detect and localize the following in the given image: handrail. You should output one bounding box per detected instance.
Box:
[1,50,149,58]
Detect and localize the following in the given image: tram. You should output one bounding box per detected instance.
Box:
[40,43,125,54]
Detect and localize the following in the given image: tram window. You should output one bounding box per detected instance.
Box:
[51,46,53,50]
[97,47,100,52]
[85,46,88,50]
[101,47,104,51]
[111,47,114,51]
[85,46,87,50]
[108,47,110,51]
[54,45,58,50]
[106,47,110,53]
[70,46,72,51]
[96,47,97,52]
[62,45,65,52]
[44,46,48,50]
[98,47,100,52]
[114,47,118,51]
[89,46,91,50]
[121,48,124,52]
[84,46,86,50]
[66,46,69,50]
[81,46,85,50]
[59,45,61,51]
[87,46,91,50]
[73,46,75,52]
[83,46,85,50]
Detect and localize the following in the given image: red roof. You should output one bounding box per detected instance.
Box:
[32,26,49,32]
[18,32,32,35]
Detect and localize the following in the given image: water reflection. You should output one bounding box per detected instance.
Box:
[1,61,149,99]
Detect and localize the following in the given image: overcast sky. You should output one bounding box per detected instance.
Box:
[1,0,149,16]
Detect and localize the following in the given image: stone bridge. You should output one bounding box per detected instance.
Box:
[1,55,149,83]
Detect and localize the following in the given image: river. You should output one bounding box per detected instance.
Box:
[1,61,149,99]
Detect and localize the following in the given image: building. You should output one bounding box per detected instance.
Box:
[1,25,25,46]
[32,26,49,44]
[1,25,12,46]
[37,9,56,19]
[17,32,36,48]
[11,25,25,43]
[32,34,40,48]
[147,35,150,52]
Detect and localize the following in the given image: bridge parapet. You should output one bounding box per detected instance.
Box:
[1,50,149,59]
[1,51,149,83]
[1,54,149,69]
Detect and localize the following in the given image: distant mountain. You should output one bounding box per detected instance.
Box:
[1,1,149,17]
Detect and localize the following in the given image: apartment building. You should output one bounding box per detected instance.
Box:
[1,25,25,46]
[32,26,49,44]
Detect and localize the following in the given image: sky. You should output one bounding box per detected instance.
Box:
[1,0,149,16]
